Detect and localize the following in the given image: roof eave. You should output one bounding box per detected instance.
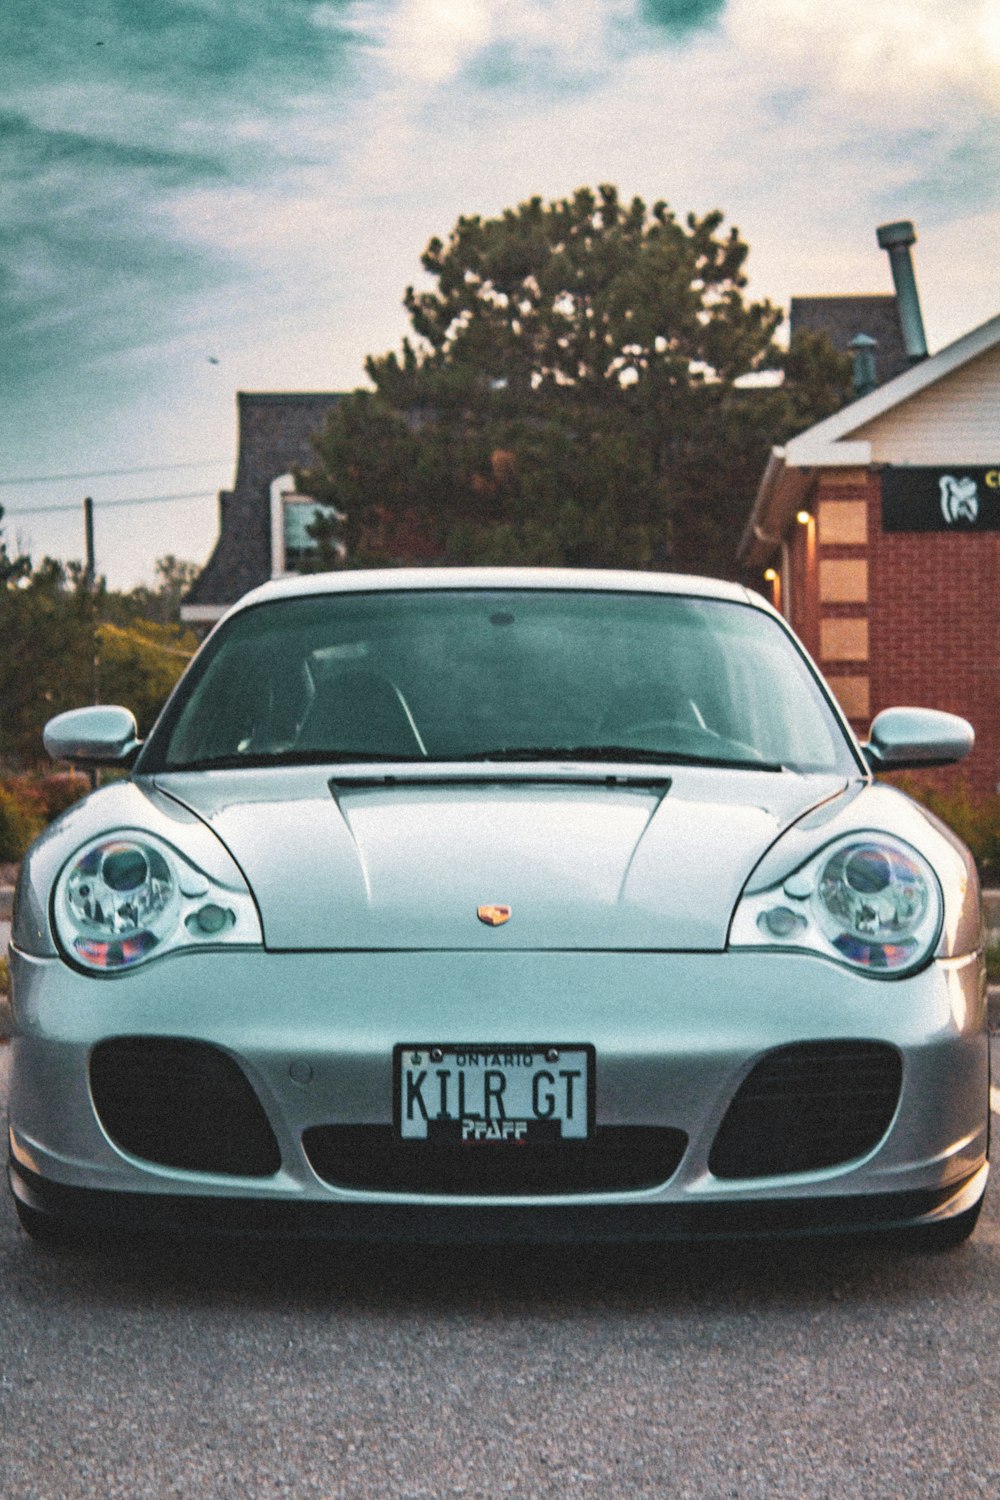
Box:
[738,449,816,570]
[784,438,872,468]
[740,309,1000,569]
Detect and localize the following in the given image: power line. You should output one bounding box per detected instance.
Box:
[0,458,229,487]
[3,490,216,517]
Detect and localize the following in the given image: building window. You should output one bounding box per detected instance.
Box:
[270,473,343,576]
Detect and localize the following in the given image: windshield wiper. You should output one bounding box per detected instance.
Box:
[162,751,426,772]
[469,746,786,772]
[162,746,784,774]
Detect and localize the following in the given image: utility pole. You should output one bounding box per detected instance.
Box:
[83,497,100,784]
[83,496,95,591]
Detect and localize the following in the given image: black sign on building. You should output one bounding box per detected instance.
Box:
[881,466,1000,532]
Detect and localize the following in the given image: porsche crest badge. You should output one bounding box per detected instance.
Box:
[477,904,512,927]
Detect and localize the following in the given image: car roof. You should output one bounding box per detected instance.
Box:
[228,567,764,619]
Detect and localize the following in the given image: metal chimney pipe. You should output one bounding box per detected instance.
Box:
[850,333,878,397]
[876,220,928,364]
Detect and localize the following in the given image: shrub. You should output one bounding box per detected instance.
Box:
[987,943,1000,983]
[891,776,1000,884]
[30,771,90,820]
[0,771,90,862]
[0,781,46,862]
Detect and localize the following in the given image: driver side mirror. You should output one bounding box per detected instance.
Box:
[43,705,142,767]
[862,707,974,772]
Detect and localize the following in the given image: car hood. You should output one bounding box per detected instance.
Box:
[154,765,849,951]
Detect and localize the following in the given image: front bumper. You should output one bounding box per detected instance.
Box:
[7,945,990,1241]
[9,1158,989,1243]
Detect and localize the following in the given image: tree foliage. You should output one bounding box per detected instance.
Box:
[373,186,781,401]
[301,186,852,578]
[0,516,199,767]
[125,554,202,625]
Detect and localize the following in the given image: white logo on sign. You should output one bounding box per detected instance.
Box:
[939,474,979,524]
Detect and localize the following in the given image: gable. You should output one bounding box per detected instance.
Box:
[850,340,1000,465]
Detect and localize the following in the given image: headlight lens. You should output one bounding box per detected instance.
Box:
[731,833,942,976]
[815,841,930,967]
[54,832,260,972]
[63,839,180,968]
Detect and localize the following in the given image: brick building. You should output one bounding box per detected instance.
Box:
[739,312,1000,794]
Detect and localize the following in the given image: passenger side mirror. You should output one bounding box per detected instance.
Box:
[862,707,974,771]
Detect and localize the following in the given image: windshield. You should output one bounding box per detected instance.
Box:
[141,589,859,775]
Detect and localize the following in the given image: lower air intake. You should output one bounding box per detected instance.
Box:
[90,1037,281,1177]
[302,1124,688,1195]
[709,1040,903,1179]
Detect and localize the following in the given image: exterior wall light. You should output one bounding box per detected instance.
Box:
[763,568,778,582]
[796,510,811,525]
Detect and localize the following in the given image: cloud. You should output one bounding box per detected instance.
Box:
[2,0,997,589]
[330,0,998,354]
[3,1,361,110]
[0,110,227,383]
[0,0,744,400]
[876,121,1000,220]
[0,1,372,399]
[357,0,729,92]
[377,0,497,85]
[727,0,1000,114]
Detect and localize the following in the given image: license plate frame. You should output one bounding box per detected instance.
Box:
[393,1043,595,1143]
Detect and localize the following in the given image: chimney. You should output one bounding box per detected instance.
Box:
[849,333,878,397]
[876,220,928,364]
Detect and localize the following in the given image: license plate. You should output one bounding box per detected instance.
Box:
[394,1044,593,1142]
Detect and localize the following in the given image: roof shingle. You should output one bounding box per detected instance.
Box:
[184,392,343,609]
[789,295,909,385]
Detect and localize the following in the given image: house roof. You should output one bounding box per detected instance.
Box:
[183,392,344,615]
[739,312,1000,569]
[790,295,909,385]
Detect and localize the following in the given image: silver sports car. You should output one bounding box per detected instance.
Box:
[7,568,989,1248]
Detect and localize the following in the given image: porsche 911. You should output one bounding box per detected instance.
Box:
[7,569,988,1248]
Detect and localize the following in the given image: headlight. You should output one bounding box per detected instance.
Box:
[53,831,262,973]
[730,833,943,976]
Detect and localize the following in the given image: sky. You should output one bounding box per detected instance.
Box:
[2,0,998,590]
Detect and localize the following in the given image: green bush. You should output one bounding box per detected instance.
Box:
[30,771,90,820]
[0,781,46,862]
[892,776,1000,885]
[0,771,90,862]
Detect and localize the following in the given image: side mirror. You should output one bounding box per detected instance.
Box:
[43,705,142,767]
[863,707,974,771]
